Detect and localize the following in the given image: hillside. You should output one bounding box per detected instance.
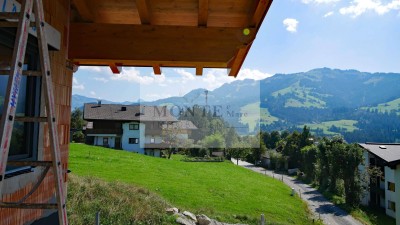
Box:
[69,144,312,225]
[73,68,400,142]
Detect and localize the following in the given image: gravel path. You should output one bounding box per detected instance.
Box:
[231,158,363,225]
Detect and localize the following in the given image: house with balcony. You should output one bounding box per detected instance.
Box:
[359,143,400,224]
[83,103,197,157]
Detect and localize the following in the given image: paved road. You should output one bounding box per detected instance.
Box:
[231,158,363,225]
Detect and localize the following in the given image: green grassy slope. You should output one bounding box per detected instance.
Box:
[361,98,400,115]
[69,144,312,225]
[240,102,279,131]
[300,120,359,135]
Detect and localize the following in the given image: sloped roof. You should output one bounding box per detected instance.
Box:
[69,0,273,77]
[359,143,400,166]
[163,120,197,130]
[83,103,177,122]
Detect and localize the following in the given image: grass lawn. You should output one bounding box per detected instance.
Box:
[69,143,313,225]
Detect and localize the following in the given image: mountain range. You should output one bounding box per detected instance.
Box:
[72,68,400,143]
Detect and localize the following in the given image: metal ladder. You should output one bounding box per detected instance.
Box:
[0,0,68,224]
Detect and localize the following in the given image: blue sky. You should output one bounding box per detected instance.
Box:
[73,0,400,102]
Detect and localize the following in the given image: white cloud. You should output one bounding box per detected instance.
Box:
[324,11,335,17]
[236,68,273,80]
[201,68,272,90]
[174,69,195,81]
[283,18,299,33]
[93,77,109,83]
[110,67,166,85]
[72,77,85,90]
[90,91,96,96]
[340,0,400,17]
[302,0,340,4]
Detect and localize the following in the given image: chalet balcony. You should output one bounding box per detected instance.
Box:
[144,143,169,149]
[145,128,163,135]
[85,128,122,135]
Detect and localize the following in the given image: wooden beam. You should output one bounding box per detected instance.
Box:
[198,0,209,27]
[135,0,152,24]
[109,63,123,74]
[69,23,256,64]
[72,59,227,69]
[228,45,252,77]
[249,0,273,28]
[72,0,94,22]
[153,65,162,75]
[196,66,203,76]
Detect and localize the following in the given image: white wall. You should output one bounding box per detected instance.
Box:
[121,122,145,154]
[395,165,400,225]
[385,166,396,218]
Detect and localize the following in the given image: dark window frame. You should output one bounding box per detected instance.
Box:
[129,123,139,130]
[103,137,109,146]
[129,138,139,144]
[1,28,41,173]
[388,200,396,212]
[388,182,395,192]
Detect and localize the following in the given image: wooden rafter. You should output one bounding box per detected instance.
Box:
[135,0,152,24]
[198,0,209,27]
[196,66,203,76]
[109,63,123,74]
[228,46,251,77]
[249,0,273,28]
[153,65,162,75]
[72,0,94,22]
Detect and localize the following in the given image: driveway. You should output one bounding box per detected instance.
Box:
[231,158,363,225]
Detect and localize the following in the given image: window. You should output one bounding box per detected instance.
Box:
[103,137,109,146]
[129,138,139,144]
[0,36,41,172]
[150,137,155,143]
[388,182,395,192]
[388,201,396,212]
[129,124,139,130]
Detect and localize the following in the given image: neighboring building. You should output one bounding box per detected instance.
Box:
[359,143,400,225]
[83,103,197,157]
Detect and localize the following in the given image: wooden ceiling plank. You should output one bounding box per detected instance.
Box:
[198,0,209,27]
[72,0,94,22]
[69,23,256,63]
[135,0,152,24]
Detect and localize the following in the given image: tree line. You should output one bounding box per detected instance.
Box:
[256,127,365,207]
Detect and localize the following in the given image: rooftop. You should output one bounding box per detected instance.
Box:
[83,103,177,122]
[359,143,400,166]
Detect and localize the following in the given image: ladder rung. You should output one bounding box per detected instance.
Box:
[0,203,58,209]
[15,116,47,122]
[7,161,52,167]
[0,21,36,28]
[0,70,42,76]
[0,12,20,20]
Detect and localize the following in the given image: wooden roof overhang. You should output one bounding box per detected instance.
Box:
[68,0,273,77]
